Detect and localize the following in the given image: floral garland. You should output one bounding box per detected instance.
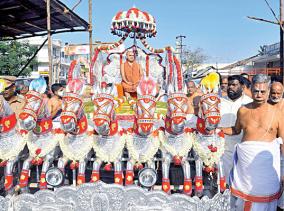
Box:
[59,134,94,162]
[126,130,161,163]
[139,38,176,53]
[160,130,194,157]
[192,133,225,167]
[25,132,64,157]
[93,133,126,163]
[0,132,26,161]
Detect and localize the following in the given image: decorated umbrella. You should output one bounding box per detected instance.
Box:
[111,7,157,39]
[90,7,183,93]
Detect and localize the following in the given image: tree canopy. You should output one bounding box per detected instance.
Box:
[0,40,38,76]
[182,47,208,70]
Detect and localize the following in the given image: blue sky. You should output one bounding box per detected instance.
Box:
[55,0,279,63]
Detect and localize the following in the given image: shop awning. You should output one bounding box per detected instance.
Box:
[0,0,89,40]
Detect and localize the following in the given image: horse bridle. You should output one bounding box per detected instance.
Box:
[136,95,156,122]
[93,93,115,124]
[199,93,220,120]
[61,92,84,123]
[21,90,44,120]
[167,93,188,119]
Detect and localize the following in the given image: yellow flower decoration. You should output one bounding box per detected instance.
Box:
[0,79,7,93]
[200,72,220,93]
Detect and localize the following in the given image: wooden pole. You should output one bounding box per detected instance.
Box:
[47,0,53,85]
[89,0,93,65]
[280,0,284,83]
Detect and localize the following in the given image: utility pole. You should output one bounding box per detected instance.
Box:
[280,0,284,83]
[248,0,284,83]
[176,35,186,63]
[89,0,93,65]
[47,0,53,85]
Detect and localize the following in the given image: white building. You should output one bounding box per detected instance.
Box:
[20,36,62,84]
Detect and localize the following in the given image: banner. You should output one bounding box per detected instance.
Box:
[64,45,90,56]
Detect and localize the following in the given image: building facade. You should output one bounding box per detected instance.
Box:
[20,36,62,84]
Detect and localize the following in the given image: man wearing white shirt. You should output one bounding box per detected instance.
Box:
[219,75,252,182]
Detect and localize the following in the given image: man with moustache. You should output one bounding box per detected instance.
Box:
[0,75,25,118]
[218,75,252,183]
[268,81,283,109]
[221,76,228,97]
[221,74,284,211]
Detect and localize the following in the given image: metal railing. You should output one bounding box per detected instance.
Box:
[229,67,281,75]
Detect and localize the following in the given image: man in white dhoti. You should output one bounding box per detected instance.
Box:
[222,74,284,211]
[219,75,252,183]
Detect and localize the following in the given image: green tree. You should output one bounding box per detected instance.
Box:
[182,47,208,69]
[0,40,38,76]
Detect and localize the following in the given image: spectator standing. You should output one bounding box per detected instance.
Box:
[218,75,252,182]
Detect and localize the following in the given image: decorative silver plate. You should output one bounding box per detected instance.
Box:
[0,182,230,211]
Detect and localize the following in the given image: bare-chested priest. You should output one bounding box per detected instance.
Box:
[221,74,284,211]
[121,50,143,99]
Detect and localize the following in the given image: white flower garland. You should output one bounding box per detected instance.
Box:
[59,134,94,161]
[192,133,225,167]
[126,131,161,163]
[160,131,194,157]
[0,132,26,161]
[25,132,64,157]
[93,133,126,163]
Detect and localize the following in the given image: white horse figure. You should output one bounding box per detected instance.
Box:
[125,77,162,186]
[160,83,194,195]
[91,80,126,185]
[0,79,26,194]
[18,77,61,191]
[58,78,93,185]
[192,73,226,197]
[160,50,194,195]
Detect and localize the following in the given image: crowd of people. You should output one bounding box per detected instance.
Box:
[186,74,284,211]
[0,76,65,121]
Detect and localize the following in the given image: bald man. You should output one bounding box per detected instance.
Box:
[268,81,284,109]
[121,50,143,99]
[186,80,200,115]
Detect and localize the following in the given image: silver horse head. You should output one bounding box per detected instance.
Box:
[19,90,45,131]
[92,81,117,136]
[60,79,85,134]
[19,77,48,131]
[134,77,157,136]
[165,84,188,135]
[198,93,221,133]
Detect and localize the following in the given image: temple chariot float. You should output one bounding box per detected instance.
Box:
[0,7,230,211]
